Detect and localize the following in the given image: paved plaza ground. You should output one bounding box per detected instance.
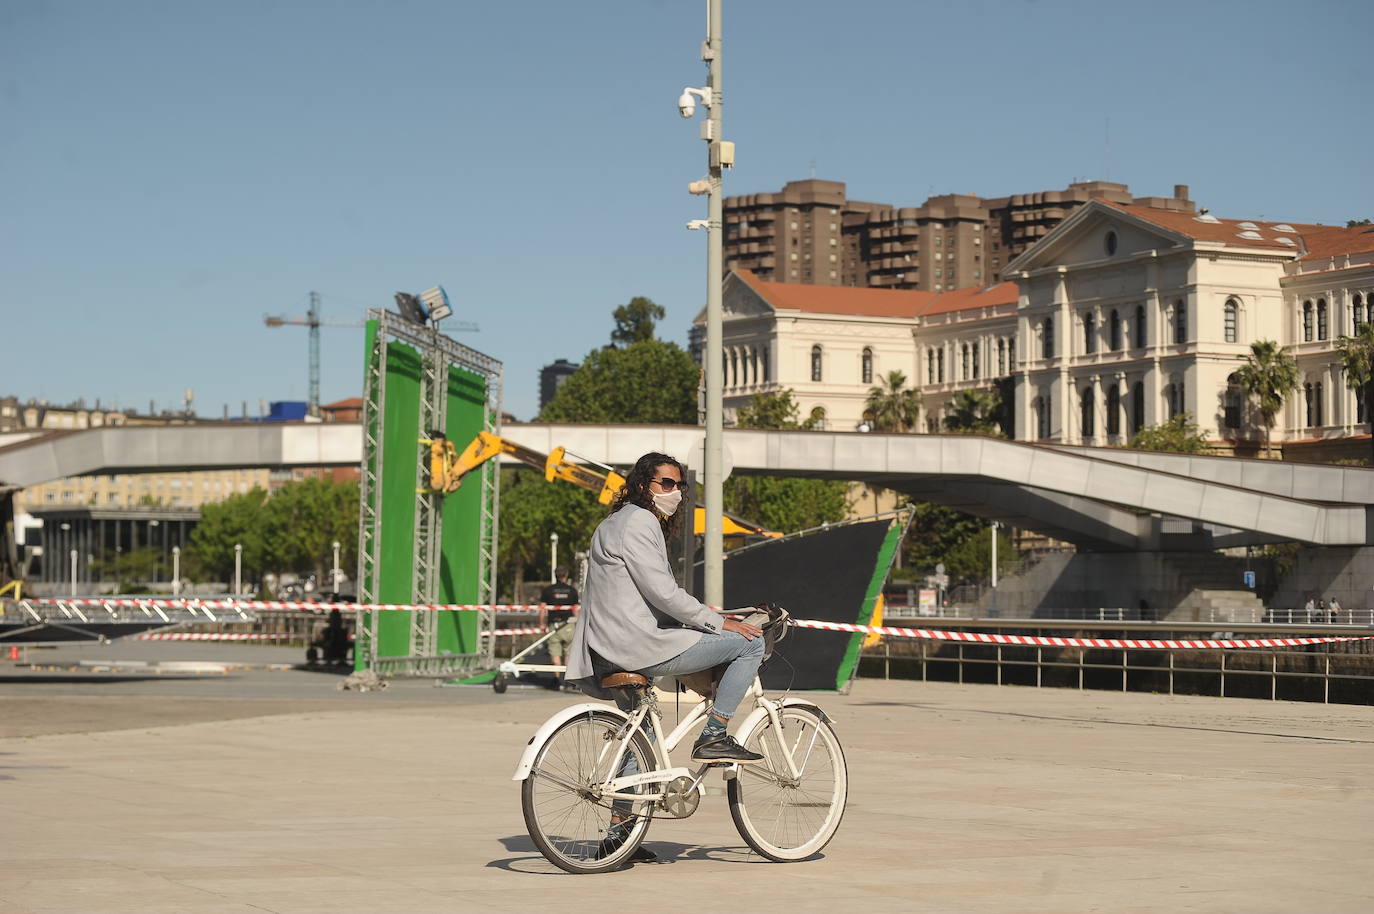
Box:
[1,643,1371,913]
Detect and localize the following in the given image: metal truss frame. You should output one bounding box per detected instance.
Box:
[356,309,502,677]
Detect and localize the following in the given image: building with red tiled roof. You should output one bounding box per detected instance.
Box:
[1005,199,1374,457]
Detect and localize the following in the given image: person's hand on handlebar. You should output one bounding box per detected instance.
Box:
[721,616,763,640]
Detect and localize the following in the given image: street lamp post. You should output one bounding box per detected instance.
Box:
[331,540,341,594]
[990,521,999,588]
[69,549,78,597]
[550,532,559,583]
[679,0,728,607]
[233,543,243,596]
[172,546,181,596]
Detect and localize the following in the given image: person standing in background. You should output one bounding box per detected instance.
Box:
[540,567,579,688]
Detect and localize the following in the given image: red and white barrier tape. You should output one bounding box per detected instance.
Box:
[793,619,1372,650]
[134,632,293,641]
[9,598,1370,651]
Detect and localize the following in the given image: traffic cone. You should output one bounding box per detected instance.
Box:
[7,645,18,661]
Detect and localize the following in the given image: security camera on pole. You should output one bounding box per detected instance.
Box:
[679,0,733,607]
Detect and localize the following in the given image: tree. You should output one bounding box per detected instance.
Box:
[93,546,166,594]
[185,487,269,581]
[943,524,1016,586]
[497,469,605,600]
[1235,339,1300,458]
[538,339,699,424]
[257,478,359,577]
[611,296,666,347]
[1127,412,1210,454]
[727,387,851,531]
[863,370,920,432]
[943,389,1004,437]
[1334,323,1374,463]
[901,502,988,580]
[734,388,821,430]
[1347,218,1372,228]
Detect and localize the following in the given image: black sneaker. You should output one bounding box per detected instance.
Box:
[593,829,658,863]
[691,733,765,764]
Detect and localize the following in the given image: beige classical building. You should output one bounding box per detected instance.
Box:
[723,178,1194,293]
[1006,200,1374,452]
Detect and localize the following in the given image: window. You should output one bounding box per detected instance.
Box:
[1105,230,1118,256]
[1081,387,1095,438]
[1305,382,1315,426]
[961,344,970,380]
[1083,312,1096,354]
[1042,317,1055,359]
[1302,300,1313,341]
[1174,300,1187,344]
[1109,309,1122,351]
[862,347,873,384]
[1354,293,1366,332]
[937,348,945,382]
[1358,386,1367,424]
[927,350,936,384]
[1107,387,1121,436]
[997,338,1006,375]
[1224,299,1239,343]
[1132,382,1145,435]
[1317,299,1328,340]
[810,345,822,382]
[1167,378,1185,419]
[1135,305,1146,348]
[971,342,980,379]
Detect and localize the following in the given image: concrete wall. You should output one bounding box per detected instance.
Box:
[1267,546,1374,613]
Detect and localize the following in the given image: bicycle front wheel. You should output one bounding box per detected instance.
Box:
[727,706,847,861]
[521,709,655,874]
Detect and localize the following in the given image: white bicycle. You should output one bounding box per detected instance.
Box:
[512,636,849,874]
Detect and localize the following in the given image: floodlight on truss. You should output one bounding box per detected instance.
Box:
[420,285,453,323]
[393,292,429,325]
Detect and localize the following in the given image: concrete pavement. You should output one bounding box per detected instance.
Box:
[1,671,1371,913]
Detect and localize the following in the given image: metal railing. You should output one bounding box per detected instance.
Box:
[860,619,1374,705]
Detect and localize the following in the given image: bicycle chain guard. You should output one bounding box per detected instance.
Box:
[657,775,702,819]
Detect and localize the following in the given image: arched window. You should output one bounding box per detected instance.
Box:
[1174,300,1187,344]
[1166,377,1185,419]
[810,345,822,382]
[1224,372,1242,429]
[1131,382,1145,435]
[1080,387,1095,438]
[1083,312,1096,354]
[1317,299,1328,340]
[1303,300,1313,342]
[1042,316,1055,359]
[760,348,769,382]
[1008,337,1015,365]
[1224,299,1239,344]
[1107,387,1121,436]
[729,349,738,387]
[1109,309,1122,351]
[937,348,945,383]
[961,344,970,380]
[1305,382,1315,426]
[808,405,827,430]
[971,342,980,379]
[1135,305,1146,348]
[861,347,873,384]
[1354,293,1366,333]
[997,339,1006,375]
[927,349,936,385]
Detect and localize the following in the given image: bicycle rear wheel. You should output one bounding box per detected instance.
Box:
[727,706,847,861]
[521,709,655,874]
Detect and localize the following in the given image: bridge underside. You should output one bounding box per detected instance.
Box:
[3,424,1372,550]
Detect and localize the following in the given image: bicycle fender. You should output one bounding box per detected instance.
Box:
[511,702,631,781]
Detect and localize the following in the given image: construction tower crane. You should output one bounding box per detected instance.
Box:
[264,289,477,418]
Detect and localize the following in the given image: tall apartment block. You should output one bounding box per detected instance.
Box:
[723,178,1195,292]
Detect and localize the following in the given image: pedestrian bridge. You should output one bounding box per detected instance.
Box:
[3,422,1372,550]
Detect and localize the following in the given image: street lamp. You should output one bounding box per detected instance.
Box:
[332,540,341,594]
[990,521,999,588]
[69,548,78,597]
[680,0,729,607]
[550,532,559,583]
[233,543,243,596]
[172,546,181,596]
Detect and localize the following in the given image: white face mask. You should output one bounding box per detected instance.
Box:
[651,487,683,517]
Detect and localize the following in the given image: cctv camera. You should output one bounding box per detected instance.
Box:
[686,219,709,231]
[677,90,696,118]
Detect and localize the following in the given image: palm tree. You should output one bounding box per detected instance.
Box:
[943,389,1004,437]
[863,370,920,432]
[1334,323,1374,463]
[1235,340,1300,459]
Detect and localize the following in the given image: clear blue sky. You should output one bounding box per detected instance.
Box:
[3,0,1370,421]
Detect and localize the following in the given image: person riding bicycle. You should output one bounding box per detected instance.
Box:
[565,451,767,767]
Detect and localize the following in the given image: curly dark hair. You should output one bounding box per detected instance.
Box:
[611,451,688,539]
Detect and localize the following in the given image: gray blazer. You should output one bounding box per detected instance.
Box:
[565,504,721,688]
